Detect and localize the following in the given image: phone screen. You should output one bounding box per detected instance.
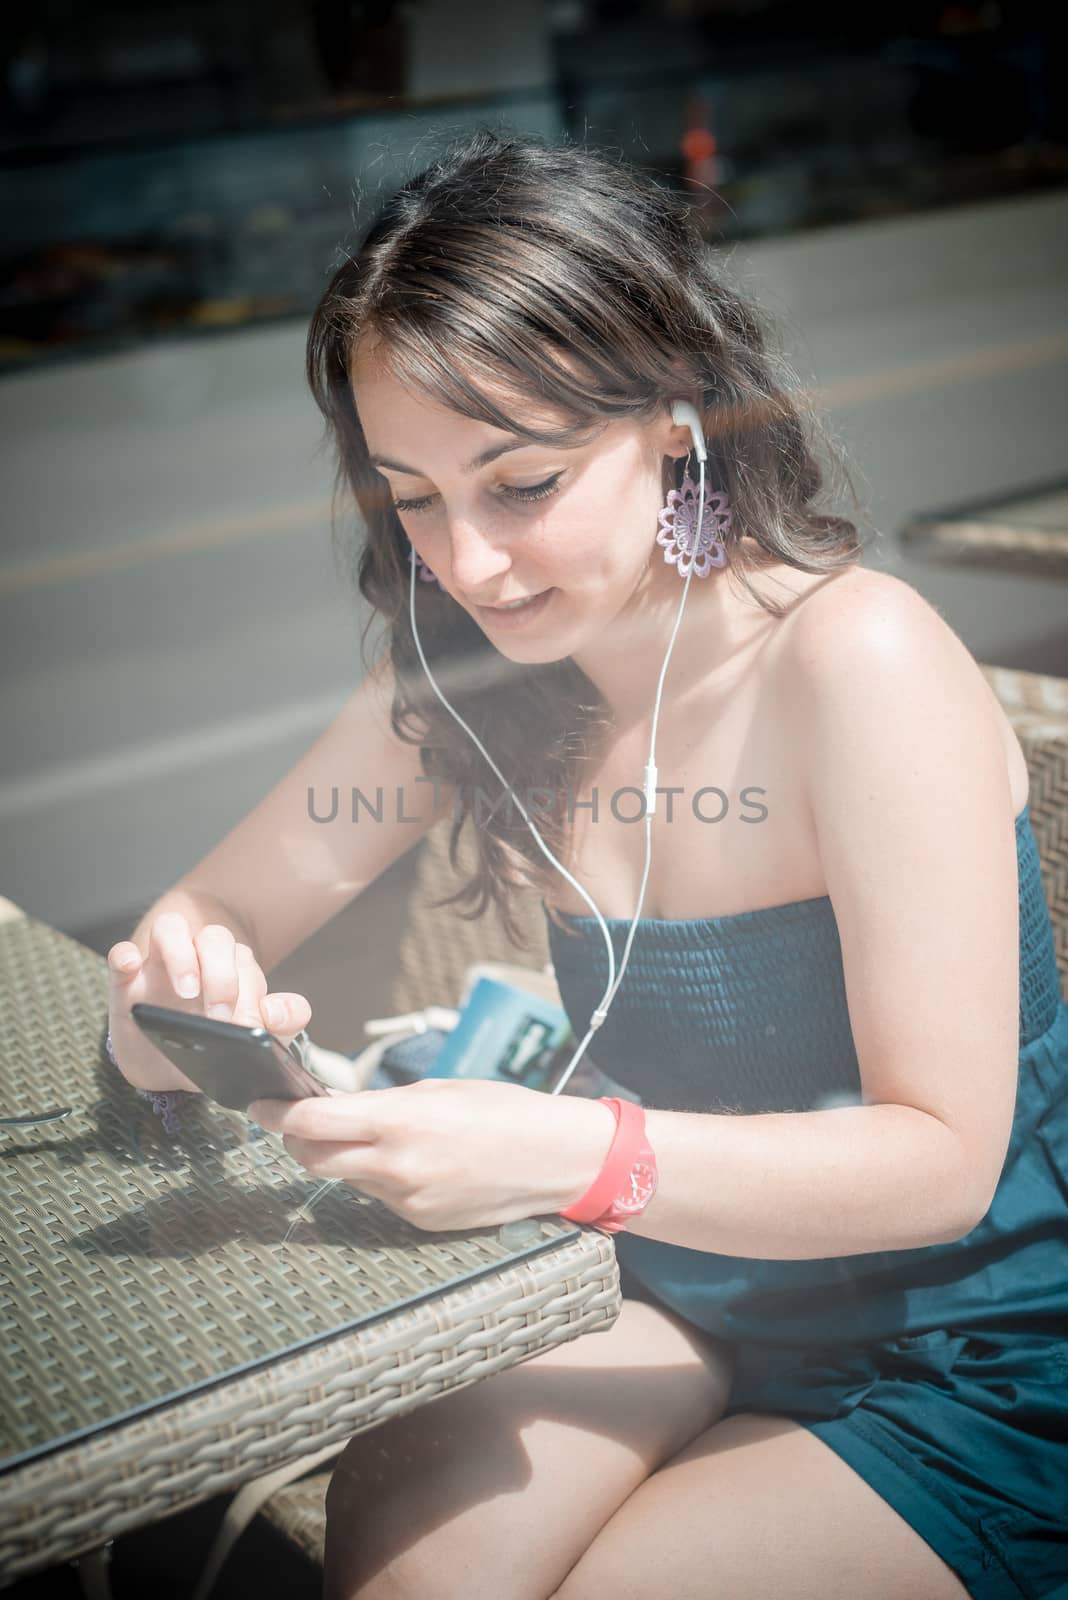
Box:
[130,1003,331,1112]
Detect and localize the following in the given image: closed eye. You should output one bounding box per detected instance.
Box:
[391,473,563,515]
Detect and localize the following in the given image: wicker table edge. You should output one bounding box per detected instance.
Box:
[0,1228,620,1585]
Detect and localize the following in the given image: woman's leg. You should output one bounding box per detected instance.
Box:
[323,1297,735,1600]
[549,1412,973,1600]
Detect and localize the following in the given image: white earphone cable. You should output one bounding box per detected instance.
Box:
[405,409,706,1095]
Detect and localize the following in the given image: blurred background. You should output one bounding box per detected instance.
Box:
[0,0,1065,1048]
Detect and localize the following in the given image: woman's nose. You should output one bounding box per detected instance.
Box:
[446,519,511,596]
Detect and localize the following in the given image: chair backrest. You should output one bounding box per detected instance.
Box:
[391,664,1068,1014]
[979,664,1068,994]
[390,821,550,1015]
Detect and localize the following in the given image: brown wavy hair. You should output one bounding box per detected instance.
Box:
[306,127,868,948]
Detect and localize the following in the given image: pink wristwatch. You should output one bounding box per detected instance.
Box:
[559,1098,659,1234]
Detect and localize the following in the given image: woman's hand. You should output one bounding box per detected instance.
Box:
[107,911,312,1093]
[248,1079,617,1231]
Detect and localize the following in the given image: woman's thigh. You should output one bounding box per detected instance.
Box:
[323,1296,735,1600]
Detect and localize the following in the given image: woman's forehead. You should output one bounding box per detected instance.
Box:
[350,341,580,437]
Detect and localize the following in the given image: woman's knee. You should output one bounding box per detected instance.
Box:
[322,1298,734,1589]
[322,1379,546,1600]
[325,1359,545,1531]
[328,1297,732,1498]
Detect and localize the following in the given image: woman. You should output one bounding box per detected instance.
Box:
[108,131,1068,1598]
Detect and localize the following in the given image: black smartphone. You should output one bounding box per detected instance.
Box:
[130,1003,332,1113]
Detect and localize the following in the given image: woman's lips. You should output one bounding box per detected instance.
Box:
[476,588,556,627]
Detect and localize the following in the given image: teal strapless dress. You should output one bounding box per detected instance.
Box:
[545,804,1068,1600]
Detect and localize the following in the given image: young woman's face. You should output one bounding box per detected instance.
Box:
[350,342,690,664]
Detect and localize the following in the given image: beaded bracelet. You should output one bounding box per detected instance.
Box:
[104,1025,316,1135]
[104,1028,192,1136]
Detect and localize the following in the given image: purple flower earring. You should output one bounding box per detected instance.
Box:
[409,544,443,587]
[656,460,733,579]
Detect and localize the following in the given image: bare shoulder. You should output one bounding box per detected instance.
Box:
[778,564,1028,815]
[783,565,979,682]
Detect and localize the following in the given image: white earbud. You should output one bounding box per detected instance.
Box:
[670,398,707,463]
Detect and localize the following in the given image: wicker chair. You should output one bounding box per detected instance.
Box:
[246,663,1068,1586]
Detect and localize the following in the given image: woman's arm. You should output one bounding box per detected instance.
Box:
[168,654,450,974]
[107,654,448,1097]
[620,1102,979,1256]
[619,576,1020,1259]
[128,885,256,959]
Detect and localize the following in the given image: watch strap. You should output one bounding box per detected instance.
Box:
[559,1098,647,1225]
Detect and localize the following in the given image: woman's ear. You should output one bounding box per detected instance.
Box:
[660,445,684,502]
[664,391,703,461]
[656,392,700,498]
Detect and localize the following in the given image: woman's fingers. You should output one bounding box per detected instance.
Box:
[229,950,314,1049]
[149,912,202,1000]
[113,913,309,1051]
[259,991,313,1040]
[195,924,243,1020]
[225,941,265,1027]
[107,942,143,983]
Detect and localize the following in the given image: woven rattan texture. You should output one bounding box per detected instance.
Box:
[979,665,1068,990]
[1,1227,617,1582]
[0,911,619,1582]
[261,1470,328,1569]
[391,818,551,1017]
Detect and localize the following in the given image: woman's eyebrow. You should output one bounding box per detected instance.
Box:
[369,429,585,477]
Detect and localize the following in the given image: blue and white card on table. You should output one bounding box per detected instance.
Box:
[427,977,573,1091]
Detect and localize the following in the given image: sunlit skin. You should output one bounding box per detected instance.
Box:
[349,336,783,729]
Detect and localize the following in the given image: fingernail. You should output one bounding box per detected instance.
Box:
[176,975,200,999]
[207,1003,231,1021]
[263,1000,283,1027]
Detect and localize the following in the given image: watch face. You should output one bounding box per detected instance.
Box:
[616,1160,658,1215]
